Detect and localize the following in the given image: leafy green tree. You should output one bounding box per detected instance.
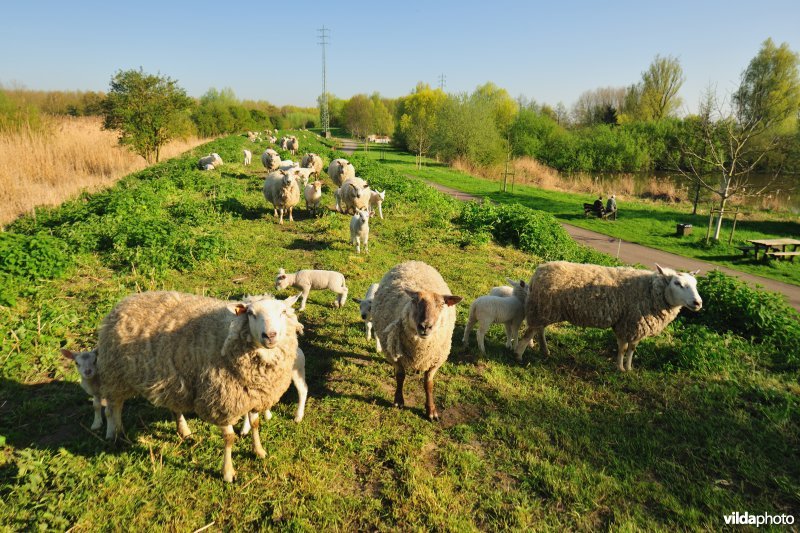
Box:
[397,83,447,168]
[433,93,505,166]
[342,94,373,140]
[370,93,394,136]
[473,82,518,135]
[103,68,193,163]
[626,55,684,121]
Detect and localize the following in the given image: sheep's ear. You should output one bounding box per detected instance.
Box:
[519,279,526,288]
[404,289,420,302]
[689,269,700,276]
[233,304,248,316]
[443,295,463,306]
[506,277,515,285]
[284,293,302,308]
[655,264,666,276]
[353,298,362,304]
[278,268,285,275]
[61,348,75,360]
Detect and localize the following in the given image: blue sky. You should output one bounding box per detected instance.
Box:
[1,0,798,113]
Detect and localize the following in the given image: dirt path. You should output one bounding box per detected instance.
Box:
[338,139,360,155]
[426,180,800,310]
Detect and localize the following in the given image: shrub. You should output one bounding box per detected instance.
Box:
[0,233,70,306]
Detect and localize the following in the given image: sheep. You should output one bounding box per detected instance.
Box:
[261,149,281,171]
[301,153,324,178]
[275,267,348,312]
[280,136,289,150]
[287,136,299,155]
[96,291,303,482]
[243,149,252,166]
[462,279,528,355]
[349,209,372,254]
[278,159,296,171]
[328,158,355,186]
[203,164,215,171]
[353,283,380,344]
[368,189,386,219]
[333,187,342,212]
[61,348,105,430]
[489,285,513,297]
[304,180,323,215]
[263,170,300,224]
[371,261,463,421]
[247,131,260,142]
[198,153,223,170]
[339,177,371,214]
[267,135,278,144]
[514,262,703,372]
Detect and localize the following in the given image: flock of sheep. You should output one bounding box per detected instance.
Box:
[62,131,704,482]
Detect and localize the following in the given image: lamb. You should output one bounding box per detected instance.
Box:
[286,136,299,155]
[349,209,372,253]
[203,164,215,171]
[263,170,301,224]
[61,348,105,430]
[371,261,463,421]
[462,279,528,355]
[369,189,386,219]
[261,149,281,171]
[304,180,323,215]
[301,153,324,177]
[339,177,371,214]
[275,267,348,312]
[96,291,303,482]
[353,283,380,344]
[515,262,702,371]
[243,149,252,166]
[267,135,277,144]
[328,158,355,186]
[198,153,223,170]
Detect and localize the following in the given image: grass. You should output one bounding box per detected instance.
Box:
[0,115,208,227]
[362,145,800,287]
[1,132,798,530]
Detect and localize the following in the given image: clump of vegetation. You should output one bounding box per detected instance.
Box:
[0,233,70,306]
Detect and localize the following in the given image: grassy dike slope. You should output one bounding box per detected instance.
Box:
[1,133,798,530]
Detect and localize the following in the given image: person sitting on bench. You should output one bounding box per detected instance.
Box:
[605,194,617,219]
[592,196,605,217]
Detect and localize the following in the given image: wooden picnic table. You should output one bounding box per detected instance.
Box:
[746,238,800,261]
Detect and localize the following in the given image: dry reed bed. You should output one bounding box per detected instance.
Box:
[0,116,207,226]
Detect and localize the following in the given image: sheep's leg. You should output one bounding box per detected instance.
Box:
[537,327,549,357]
[288,206,294,222]
[624,341,638,372]
[292,359,308,423]
[278,208,285,225]
[364,236,369,254]
[221,425,237,483]
[476,323,490,355]
[510,319,523,352]
[375,335,382,353]
[515,327,537,362]
[241,412,255,435]
[175,412,191,438]
[462,312,476,346]
[393,365,405,408]
[365,320,373,340]
[378,204,383,219]
[616,338,629,372]
[423,368,440,421]
[249,412,266,459]
[355,236,361,253]
[503,322,514,349]
[299,286,311,311]
[91,396,104,430]
[105,399,125,440]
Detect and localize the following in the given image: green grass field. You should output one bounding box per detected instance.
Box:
[360,146,800,287]
[1,133,798,530]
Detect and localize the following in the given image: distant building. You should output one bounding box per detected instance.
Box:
[368,135,391,144]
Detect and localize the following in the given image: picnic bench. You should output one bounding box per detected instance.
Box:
[745,238,800,261]
[583,203,617,220]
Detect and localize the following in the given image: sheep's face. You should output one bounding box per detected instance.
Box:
[404,290,463,338]
[374,190,386,202]
[657,265,702,311]
[235,295,300,349]
[355,298,373,321]
[275,270,291,291]
[61,348,98,380]
[354,210,370,226]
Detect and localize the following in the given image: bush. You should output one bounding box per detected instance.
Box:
[0,233,70,306]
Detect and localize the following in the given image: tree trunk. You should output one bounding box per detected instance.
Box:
[712,174,732,241]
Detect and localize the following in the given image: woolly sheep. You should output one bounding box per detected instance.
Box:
[463,279,528,355]
[61,348,105,430]
[515,262,702,371]
[339,177,371,214]
[286,136,299,155]
[368,189,386,219]
[243,149,252,166]
[489,285,513,298]
[198,153,223,170]
[353,283,380,345]
[349,209,372,254]
[96,291,303,482]
[371,261,463,421]
[304,180,323,215]
[261,149,281,171]
[301,153,324,177]
[267,135,278,144]
[328,158,355,186]
[279,136,289,150]
[275,267,348,311]
[263,170,301,224]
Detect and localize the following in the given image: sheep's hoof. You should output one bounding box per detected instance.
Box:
[253,447,266,459]
[223,469,236,483]
[293,415,304,423]
[91,421,103,431]
[427,411,440,422]
[617,365,627,372]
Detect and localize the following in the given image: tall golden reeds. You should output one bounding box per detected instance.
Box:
[0,116,207,226]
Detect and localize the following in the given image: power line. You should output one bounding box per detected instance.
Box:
[318,26,330,137]
[438,73,446,90]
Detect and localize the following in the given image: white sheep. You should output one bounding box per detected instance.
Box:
[287,136,299,155]
[304,180,323,215]
[328,158,355,186]
[371,261,463,421]
[261,149,281,171]
[280,136,289,150]
[243,149,252,166]
[462,279,528,355]
[349,209,372,254]
[263,170,300,224]
[241,346,308,434]
[353,283,380,345]
[368,189,386,219]
[515,262,703,371]
[96,291,303,482]
[339,177,371,214]
[61,348,105,430]
[301,153,324,178]
[275,267,348,311]
[198,153,223,170]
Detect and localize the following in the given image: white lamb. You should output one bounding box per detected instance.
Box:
[462,279,528,355]
[243,149,252,166]
[261,149,281,171]
[304,180,323,215]
[198,153,223,170]
[369,189,386,219]
[241,346,308,434]
[275,267,348,311]
[353,283,380,344]
[349,209,372,254]
[61,348,105,430]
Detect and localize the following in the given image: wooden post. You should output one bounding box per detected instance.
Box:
[692,182,701,215]
[705,206,716,244]
[728,208,740,245]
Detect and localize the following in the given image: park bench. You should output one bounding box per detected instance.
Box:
[765,251,800,262]
[583,202,617,220]
[735,245,757,256]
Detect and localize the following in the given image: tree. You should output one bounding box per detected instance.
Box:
[676,40,800,240]
[103,68,192,163]
[398,83,446,168]
[342,94,373,140]
[433,93,505,166]
[626,55,684,121]
[572,87,626,126]
[370,92,394,136]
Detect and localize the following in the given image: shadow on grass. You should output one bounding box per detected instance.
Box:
[213,197,265,220]
[285,238,332,252]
